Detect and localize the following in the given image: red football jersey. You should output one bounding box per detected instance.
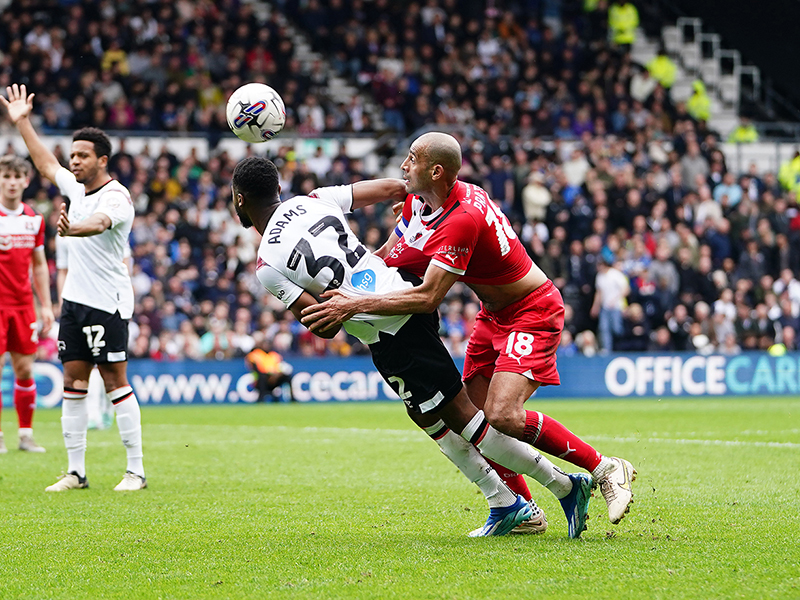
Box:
[385,181,532,285]
[0,202,45,308]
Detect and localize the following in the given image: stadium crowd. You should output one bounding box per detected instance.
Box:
[2,0,800,360]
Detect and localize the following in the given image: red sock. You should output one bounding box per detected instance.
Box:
[14,379,36,429]
[484,457,532,501]
[523,410,602,472]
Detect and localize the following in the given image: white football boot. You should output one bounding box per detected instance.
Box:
[510,501,548,534]
[46,472,89,491]
[596,457,636,524]
[19,434,46,453]
[114,471,147,491]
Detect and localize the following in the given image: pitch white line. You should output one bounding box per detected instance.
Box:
[81,425,800,450]
[585,435,800,449]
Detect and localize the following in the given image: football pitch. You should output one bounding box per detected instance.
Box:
[1,398,798,600]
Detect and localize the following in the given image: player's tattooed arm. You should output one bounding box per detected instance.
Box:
[351,178,407,210]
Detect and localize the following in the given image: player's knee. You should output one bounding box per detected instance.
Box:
[483,404,515,435]
[14,365,33,380]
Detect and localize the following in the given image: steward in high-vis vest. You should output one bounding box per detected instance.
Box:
[647,48,677,89]
[608,0,639,46]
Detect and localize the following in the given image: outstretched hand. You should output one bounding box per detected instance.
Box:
[0,83,34,124]
[57,205,71,236]
[300,290,359,333]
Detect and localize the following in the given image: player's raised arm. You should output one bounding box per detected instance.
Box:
[0,84,62,184]
[351,178,407,210]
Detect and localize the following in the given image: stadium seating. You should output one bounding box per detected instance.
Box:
[2,0,799,359]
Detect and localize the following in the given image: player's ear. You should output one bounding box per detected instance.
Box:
[98,154,108,169]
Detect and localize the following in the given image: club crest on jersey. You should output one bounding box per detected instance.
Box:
[351,269,376,292]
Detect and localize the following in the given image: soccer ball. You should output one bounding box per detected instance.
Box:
[226,83,286,143]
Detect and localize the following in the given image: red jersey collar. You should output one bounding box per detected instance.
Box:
[418,180,463,223]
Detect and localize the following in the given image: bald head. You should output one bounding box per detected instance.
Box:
[412,132,462,180]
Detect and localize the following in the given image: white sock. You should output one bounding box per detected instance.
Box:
[18,427,32,437]
[592,456,615,480]
[461,411,573,499]
[62,390,88,477]
[423,420,517,508]
[110,387,145,478]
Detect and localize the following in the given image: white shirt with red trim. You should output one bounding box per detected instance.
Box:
[386,180,532,285]
[255,184,412,344]
[0,202,44,309]
[55,167,134,318]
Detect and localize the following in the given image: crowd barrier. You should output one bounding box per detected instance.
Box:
[2,352,799,408]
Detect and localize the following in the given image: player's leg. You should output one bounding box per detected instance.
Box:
[47,300,98,490]
[98,360,146,491]
[372,312,530,536]
[0,341,6,454]
[463,318,533,502]
[410,407,538,536]
[4,306,45,452]
[486,282,636,524]
[45,359,93,491]
[9,351,45,452]
[479,372,593,537]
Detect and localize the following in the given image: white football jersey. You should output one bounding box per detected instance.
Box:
[55,167,134,319]
[256,185,412,344]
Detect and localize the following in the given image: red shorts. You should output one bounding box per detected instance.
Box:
[463,280,564,386]
[0,305,38,355]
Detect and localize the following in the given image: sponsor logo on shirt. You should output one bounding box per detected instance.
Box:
[351,269,376,292]
[435,245,469,265]
[0,234,36,251]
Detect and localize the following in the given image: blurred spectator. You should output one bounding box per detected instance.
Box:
[616,303,650,351]
[608,0,639,50]
[591,258,631,353]
[647,47,677,89]
[687,80,711,123]
[727,117,759,144]
[246,341,294,403]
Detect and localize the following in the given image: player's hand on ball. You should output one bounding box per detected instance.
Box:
[0,83,35,123]
[301,290,357,332]
[57,205,71,236]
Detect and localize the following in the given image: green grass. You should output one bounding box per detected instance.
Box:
[1,398,799,600]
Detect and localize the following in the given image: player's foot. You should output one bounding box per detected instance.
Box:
[45,472,89,492]
[0,433,7,454]
[468,494,533,537]
[114,471,147,491]
[559,473,593,539]
[18,434,46,453]
[596,457,636,524]
[510,500,548,534]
